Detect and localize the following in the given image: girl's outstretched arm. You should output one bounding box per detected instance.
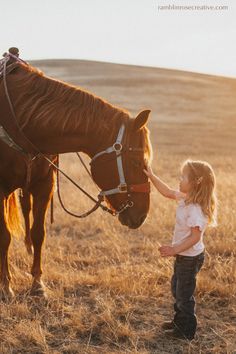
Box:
[143,166,185,200]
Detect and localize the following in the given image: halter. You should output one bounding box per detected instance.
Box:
[90,123,150,213]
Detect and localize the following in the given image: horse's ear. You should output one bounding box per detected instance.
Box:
[133,110,151,131]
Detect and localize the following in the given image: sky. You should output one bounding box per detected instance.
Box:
[0,0,235,78]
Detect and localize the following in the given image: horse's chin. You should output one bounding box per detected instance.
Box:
[118,211,147,229]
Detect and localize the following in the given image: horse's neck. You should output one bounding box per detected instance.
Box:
[21,78,126,157]
[27,117,123,158]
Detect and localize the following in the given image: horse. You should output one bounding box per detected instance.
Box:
[0,48,153,300]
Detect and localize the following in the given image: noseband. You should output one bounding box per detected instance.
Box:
[90,124,150,213]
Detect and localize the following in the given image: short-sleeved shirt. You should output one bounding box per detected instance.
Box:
[172,191,208,256]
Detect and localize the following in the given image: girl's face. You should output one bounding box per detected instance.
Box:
[179,167,192,193]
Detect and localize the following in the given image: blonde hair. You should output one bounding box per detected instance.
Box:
[181,159,218,227]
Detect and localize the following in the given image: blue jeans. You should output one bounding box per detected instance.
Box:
[171,251,204,338]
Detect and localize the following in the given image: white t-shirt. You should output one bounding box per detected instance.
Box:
[172,191,208,256]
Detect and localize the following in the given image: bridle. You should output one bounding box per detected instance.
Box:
[0,49,150,218]
[90,123,150,214]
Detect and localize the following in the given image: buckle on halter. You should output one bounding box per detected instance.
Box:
[113,142,122,152]
[118,183,127,193]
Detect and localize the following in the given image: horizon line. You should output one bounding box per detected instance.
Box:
[27,57,236,81]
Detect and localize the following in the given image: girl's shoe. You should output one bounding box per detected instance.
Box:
[165,328,195,341]
[161,321,175,330]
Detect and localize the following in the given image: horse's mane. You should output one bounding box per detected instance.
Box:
[13,62,152,162]
[142,125,153,165]
[13,63,128,137]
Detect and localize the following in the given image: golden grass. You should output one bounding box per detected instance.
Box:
[0,61,236,353]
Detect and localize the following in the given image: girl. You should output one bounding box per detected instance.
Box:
[143,159,217,341]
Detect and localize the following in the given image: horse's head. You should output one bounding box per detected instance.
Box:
[90,110,152,229]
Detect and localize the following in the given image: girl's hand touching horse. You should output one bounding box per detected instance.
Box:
[143,165,154,178]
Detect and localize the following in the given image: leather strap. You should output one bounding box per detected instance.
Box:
[129,182,150,193]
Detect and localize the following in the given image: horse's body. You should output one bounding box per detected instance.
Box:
[0,50,152,300]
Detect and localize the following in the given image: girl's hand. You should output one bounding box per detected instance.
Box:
[159,245,176,257]
[143,165,154,178]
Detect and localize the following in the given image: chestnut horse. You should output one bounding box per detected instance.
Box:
[0,50,152,300]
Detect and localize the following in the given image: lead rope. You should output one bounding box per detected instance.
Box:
[76,152,93,179]
[55,155,116,218]
[55,153,131,217]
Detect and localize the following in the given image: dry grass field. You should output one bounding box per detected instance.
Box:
[0,59,236,353]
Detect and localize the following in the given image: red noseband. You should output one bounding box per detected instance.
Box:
[129,181,150,193]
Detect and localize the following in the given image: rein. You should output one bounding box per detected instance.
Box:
[0,49,150,218]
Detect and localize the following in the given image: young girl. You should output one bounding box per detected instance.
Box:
[143,159,217,341]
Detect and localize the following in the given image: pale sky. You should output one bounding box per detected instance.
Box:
[0,0,235,77]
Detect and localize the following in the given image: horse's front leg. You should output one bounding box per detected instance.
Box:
[30,173,54,298]
[0,191,15,301]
